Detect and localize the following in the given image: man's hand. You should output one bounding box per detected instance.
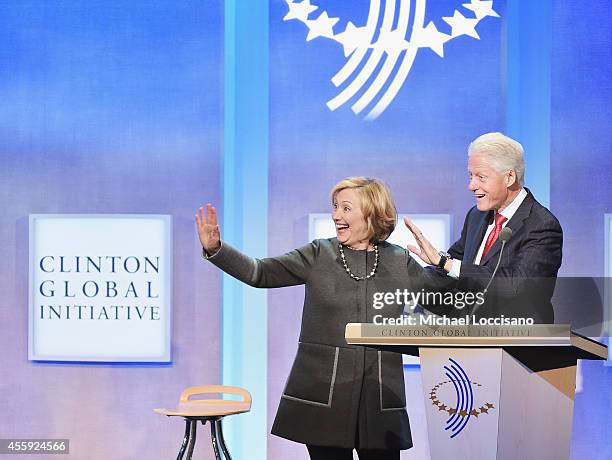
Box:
[403,217,441,266]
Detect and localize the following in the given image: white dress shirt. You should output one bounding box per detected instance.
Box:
[448,188,528,278]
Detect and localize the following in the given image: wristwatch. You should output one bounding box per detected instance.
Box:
[436,251,451,269]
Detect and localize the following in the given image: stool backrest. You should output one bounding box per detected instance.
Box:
[179,385,252,405]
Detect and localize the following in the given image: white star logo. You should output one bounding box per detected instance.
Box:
[283,0,318,22]
[283,0,500,119]
[413,21,452,58]
[305,11,339,41]
[443,10,481,39]
[462,0,500,20]
[334,21,371,57]
[373,29,411,56]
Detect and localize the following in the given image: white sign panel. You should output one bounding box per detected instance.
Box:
[29,215,172,362]
[309,213,451,267]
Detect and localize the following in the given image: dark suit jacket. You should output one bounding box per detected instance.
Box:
[446,189,562,323]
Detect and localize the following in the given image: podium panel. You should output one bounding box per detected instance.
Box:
[419,348,575,460]
[345,324,607,460]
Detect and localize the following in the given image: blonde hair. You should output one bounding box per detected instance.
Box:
[468,132,525,186]
[330,177,397,242]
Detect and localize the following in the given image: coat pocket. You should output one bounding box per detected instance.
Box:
[378,350,407,411]
[282,342,339,407]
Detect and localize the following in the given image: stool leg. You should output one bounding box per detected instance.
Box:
[209,418,222,460]
[215,419,232,460]
[176,419,192,460]
[185,420,197,460]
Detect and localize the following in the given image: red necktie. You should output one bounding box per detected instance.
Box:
[482,213,507,259]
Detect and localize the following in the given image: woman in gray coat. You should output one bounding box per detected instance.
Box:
[196,177,426,460]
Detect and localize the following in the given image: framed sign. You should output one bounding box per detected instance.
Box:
[309,213,451,266]
[29,214,172,362]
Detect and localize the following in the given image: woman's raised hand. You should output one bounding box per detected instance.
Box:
[196,203,221,255]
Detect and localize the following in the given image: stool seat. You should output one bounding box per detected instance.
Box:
[154,385,251,460]
[154,400,251,418]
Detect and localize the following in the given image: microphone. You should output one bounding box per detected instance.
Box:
[483,227,513,294]
[470,227,513,318]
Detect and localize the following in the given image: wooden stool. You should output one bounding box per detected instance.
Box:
[154,385,252,460]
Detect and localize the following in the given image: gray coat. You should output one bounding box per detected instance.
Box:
[206,237,426,450]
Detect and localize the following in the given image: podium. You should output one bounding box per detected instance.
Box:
[345,323,607,460]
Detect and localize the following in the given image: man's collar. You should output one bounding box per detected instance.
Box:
[497,188,527,221]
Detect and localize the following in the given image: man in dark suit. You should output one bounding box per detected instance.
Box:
[405,132,563,323]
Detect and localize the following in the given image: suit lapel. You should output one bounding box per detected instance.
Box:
[480,191,535,265]
[466,210,493,264]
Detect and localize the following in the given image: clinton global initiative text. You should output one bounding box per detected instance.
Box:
[39,305,161,320]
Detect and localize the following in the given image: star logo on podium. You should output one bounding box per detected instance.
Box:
[428,358,496,439]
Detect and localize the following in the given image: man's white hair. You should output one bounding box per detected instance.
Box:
[468,132,525,186]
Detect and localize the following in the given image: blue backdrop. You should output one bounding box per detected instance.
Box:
[1,1,611,459]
